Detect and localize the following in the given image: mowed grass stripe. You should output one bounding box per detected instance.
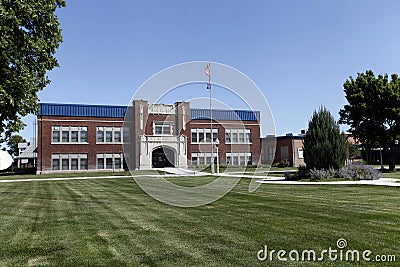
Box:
[0,177,398,266]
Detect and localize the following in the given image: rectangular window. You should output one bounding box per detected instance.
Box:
[106,158,113,169]
[114,158,121,169]
[80,158,88,170]
[62,131,69,142]
[206,132,211,143]
[268,147,275,161]
[71,131,79,142]
[225,129,251,144]
[97,158,104,169]
[191,132,197,143]
[233,155,239,165]
[71,158,78,170]
[106,131,113,142]
[198,132,204,143]
[239,132,245,143]
[114,130,121,143]
[154,122,172,135]
[52,130,60,143]
[97,130,104,143]
[226,156,231,165]
[191,129,218,144]
[62,159,69,170]
[80,130,88,143]
[246,131,252,143]
[298,148,304,159]
[232,132,238,143]
[225,131,231,143]
[52,159,60,170]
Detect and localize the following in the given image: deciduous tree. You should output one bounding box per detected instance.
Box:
[339,70,400,171]
[0,0,66,140]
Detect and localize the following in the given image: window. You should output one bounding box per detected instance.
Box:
[225,129,252,144]
[97,129,104,142]
[153,122,172,135]
[106,131,113,142]
[226,152,252,166]
[97,158,104,169]
[191,152,217,165]
[62,159,69,170]
[114,158,121,169]
[106,158,113,169]
[114,130,121,143]
[52,154,88,171]
[80,130,88,143]
[62,131,69,142]
[190,129,218,144]
[97,127,123,143]
[97,154,124,170]
[52,128,60,143]
[71,158,78,170]
[52,126,88,143]
[80,158,88,170]
[52,159,60,170]
[298,148,304,159]
[71,131,79,142]
[191,132,198,143]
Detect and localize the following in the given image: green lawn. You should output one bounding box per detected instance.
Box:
[0,175,399,266]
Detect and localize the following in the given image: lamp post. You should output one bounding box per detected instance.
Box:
[215,138,220,174]
[205,63,214,174]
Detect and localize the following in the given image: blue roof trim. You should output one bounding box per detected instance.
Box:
[38,103,127,118]
[190,108,260,122]
[38,103,260,121]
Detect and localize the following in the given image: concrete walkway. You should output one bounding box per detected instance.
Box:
[256,177,400,187]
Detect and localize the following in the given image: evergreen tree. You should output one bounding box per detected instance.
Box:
[303,107,348,170]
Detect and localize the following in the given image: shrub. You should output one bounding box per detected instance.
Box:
[336,163,380,180]
[309,169,331,180]
[303,107,348,170]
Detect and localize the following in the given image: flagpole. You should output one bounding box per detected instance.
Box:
[208,63,215,174]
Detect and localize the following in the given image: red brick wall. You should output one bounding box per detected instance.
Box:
[37,115,123,173]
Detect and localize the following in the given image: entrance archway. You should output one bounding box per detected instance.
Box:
[152,146,176,168]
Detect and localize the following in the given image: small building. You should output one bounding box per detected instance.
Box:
[37,101,261,173]
[261,132,305,167]
[16,138,37,168]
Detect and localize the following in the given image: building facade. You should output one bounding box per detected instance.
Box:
[261,133,305,167]
[37,101,261,173]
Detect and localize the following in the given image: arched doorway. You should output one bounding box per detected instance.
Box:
[152,146,176,168]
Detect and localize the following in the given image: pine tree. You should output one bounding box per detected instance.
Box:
[303,107,348,170]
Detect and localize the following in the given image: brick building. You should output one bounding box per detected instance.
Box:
[261,133,305,167]
[37,101,261,173]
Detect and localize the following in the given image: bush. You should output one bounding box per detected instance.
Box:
[309,168,332,180]
[336,163,380,180]
[303,107,348,170]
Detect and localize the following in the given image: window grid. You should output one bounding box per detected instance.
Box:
[96,127,123,144]
[190,128,218,144]
[225,129,251,144]
[191,152,217,165]
[96,153,124,170]
[226,152,252,166]
[52,126,88,144]
[51,154,88,171]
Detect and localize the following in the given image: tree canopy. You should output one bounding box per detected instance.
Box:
[339,70,400,170]
[7,134,26,156]
[303,107,348,170]
[0,0,66,140]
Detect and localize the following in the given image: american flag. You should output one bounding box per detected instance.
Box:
[205,63,210,78]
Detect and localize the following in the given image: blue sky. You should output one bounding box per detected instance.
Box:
[21,0,400,139]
